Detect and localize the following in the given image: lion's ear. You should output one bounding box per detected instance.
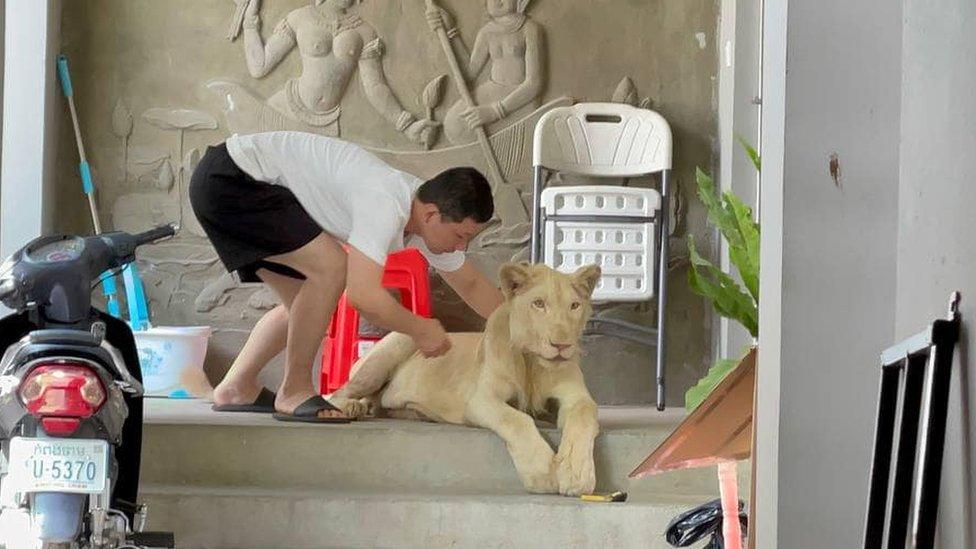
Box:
[573,264,602,297]
[499,262,532,299]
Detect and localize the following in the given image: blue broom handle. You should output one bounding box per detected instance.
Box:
[59,54,125,318]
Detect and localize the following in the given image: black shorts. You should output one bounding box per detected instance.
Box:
[189,143,321,282]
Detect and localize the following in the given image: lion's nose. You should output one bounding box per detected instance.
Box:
[550,341,573,352]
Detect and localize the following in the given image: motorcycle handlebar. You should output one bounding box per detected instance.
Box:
[95,224,179,273]
[133,223,177,247]
[0,224,181,312]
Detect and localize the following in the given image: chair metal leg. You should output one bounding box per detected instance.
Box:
[655,170,671,411]
[531,166,545,264]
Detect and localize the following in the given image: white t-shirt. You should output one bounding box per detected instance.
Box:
[225,131,465,272]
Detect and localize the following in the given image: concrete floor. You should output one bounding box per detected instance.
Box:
[144,397,689,431]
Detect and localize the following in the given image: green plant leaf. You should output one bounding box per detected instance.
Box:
[685,141,761,409]
[736,134,762,172]
[695,168,743,251]
[687,236,759,337]
[685,357,741,411]
[725,192,761,303]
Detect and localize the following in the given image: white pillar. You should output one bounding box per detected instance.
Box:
[717,0,763,363]
[754,0,789,545]
[0,0,61,313]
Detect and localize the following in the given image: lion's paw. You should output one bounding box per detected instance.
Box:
[523,467,559,494]
[331,397,369,419]
[515,449,559,494]
[556,442,596,497]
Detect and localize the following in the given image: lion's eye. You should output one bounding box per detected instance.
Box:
[571,302,581,310]
[532,299,546,309]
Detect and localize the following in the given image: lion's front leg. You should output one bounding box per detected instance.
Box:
[466,397,558,494]
[554,396,599,496]
[330,333,416,418]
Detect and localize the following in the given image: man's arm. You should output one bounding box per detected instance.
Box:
[345,247,451,357]
[438,259,504,319]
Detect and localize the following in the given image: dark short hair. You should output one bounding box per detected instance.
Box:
[417,167,493,223]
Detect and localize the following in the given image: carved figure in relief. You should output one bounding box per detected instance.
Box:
[426,0,544,145]
[226,0,435,143]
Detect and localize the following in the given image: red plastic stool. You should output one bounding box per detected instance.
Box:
[320,248,431,394]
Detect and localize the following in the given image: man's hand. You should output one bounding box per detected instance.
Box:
[347,247,449,352]
[412,317,452,358]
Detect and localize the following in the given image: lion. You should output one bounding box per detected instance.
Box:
[329,262,603,496]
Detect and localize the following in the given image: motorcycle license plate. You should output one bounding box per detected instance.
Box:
[7,438,109,494]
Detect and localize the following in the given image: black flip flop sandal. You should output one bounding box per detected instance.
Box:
[272,395,352,424]
[211,388,277,413]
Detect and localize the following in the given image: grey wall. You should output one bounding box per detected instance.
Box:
[774,0,903,546]
[771,0,976,546]
[897,1,976,546]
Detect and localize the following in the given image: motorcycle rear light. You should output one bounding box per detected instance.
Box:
[40,417,82,435]
[19,363,106,418]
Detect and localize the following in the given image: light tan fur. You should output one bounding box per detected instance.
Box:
[330,262,602,496]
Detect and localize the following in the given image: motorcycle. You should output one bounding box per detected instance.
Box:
[0,226,177,548]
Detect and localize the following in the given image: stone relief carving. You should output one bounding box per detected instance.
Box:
[183,148,202,183]
[112,3,681,327]
[142,108,218,237]
[195,272,239,313]
[612,76,638,106]
[423,0,527,227]
[156,159,175,192]
[127,147,170,187]
[426,0,545,146]
[611,76,655,110]
[227,0,252,41]
[370,95,571,197]
[420,74,449,149]
[212,0,435,145]
[111,100,133,184]
[247,286,281,311]
[112,192,179,235]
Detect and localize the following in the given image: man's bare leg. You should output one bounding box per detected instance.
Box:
[211,271,299,407]
[266,233,348,418]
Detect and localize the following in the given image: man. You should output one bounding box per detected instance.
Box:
[189,131,503,422]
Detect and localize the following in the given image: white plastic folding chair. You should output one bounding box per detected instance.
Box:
[530,102,673,410]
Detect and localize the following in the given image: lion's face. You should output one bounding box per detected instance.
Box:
[498,262,601,364]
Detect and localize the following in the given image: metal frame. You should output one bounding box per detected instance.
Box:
[531,166,671,411]
[863,292,962,548]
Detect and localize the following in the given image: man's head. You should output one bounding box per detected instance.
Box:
[412,167,493,254]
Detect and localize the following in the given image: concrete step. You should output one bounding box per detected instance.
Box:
[139,485,713,549]
[141,400,745,499]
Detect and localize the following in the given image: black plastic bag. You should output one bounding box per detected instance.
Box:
[665,498,748,548]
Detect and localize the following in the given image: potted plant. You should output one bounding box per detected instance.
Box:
[685,140,761,411]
